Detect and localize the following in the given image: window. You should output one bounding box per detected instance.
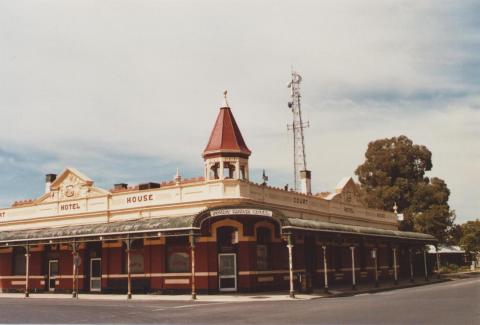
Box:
[12,246,26,275]
[210,163,219,179]
[167,252,190,273]
[217,226,237,250]
[123,239,144,274]
[223,162,234,179]
[166,237,190,273]
[256,227,271,271]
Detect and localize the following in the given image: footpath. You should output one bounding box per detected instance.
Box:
[0,272,478,302]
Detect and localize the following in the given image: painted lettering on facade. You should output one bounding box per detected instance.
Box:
[210,208,273,217]
[126,194,154,204]
[60,203,81,211]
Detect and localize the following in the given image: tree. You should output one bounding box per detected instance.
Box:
[445,223,463,245]
[355,135,455,241]
[355,135,432,214]
[459,220,480,255]
[407,177,456,243]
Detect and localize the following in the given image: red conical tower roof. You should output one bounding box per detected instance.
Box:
[203,95,251,158]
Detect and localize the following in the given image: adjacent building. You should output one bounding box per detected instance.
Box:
[0,98,436,297]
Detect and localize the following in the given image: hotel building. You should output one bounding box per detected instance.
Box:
[0,98,436,298]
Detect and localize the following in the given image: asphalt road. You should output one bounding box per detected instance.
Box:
[0,278,478,324]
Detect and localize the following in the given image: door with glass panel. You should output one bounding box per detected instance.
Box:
[90,258,101,292]
[218,253,237,292]
[48,260,58,292]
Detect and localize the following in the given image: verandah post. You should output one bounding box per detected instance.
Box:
[24,244,30,298]
[350,246,356,290]
[409,248,414,282]
[435,244,441,279]
[373,248,379,288]
[190,233,197,300]
[287,234,295,298]
[126,238,132,299]
[72,241,78,298]
[322,245,329,293]
[423,246,429,281]
[393,247,398,285]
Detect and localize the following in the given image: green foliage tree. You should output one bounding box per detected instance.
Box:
[407,177,456,243]
[355,135,455,241]
[459,220,480,255]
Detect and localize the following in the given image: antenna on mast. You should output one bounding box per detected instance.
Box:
[287,71,311,194]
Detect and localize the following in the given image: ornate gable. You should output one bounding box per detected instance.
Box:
[37,168,109,203]
[331,177,365,207]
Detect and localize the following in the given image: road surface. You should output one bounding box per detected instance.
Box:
[0,277,478,324]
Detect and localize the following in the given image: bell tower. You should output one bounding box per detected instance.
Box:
[203,91,251,181]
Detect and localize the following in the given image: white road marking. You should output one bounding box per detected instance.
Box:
[152,302,232,311]
[354,293,371,297]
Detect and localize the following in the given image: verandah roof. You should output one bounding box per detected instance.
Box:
[0,215,197,245]
[284,217,436,242]
[0,214,436,246]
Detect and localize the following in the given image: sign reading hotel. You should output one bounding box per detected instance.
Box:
[58,201,86,214]
[210,208,273,217]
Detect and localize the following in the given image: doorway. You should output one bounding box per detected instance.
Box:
[90,258,101,292]
[48,260,58,292]
[218,253,237,292]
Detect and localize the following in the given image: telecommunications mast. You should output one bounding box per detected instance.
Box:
[287,71,312,194]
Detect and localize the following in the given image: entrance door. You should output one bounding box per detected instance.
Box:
[218,253,237,292]
[48,260,58,292]
[90,258,101,292]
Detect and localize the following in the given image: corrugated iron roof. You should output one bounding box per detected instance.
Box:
[427,244,465,254]
[0,215,197,244]
[284,217,436,241]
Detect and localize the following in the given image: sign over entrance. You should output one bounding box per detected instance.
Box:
[210,208,273,217]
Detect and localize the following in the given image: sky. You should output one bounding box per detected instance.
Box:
[0,0,479,223]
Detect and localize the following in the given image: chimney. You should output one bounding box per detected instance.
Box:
[45,174,57,194]
[139,182,161,190]
[299,170,312,195]
[114,183,128,190]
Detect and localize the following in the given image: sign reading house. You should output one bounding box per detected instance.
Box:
[210,208,273,217]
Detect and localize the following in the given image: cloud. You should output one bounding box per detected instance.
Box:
[0,0,478,222]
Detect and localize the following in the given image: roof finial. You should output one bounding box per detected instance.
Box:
[223,90,229,107]
[174,167,182,185]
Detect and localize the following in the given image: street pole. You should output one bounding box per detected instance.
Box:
[373,248,379,288]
